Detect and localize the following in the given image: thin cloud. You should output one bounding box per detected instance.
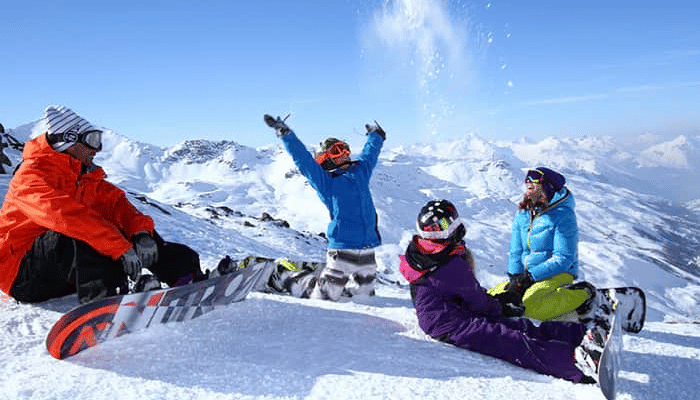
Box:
[524,79,700,106]
[616,84,666,93]
[674,80,700,88]
[664,49,700,58]
[522,94,608,106]
[617,81,700,93]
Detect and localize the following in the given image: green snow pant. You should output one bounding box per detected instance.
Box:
[488,272,590,320]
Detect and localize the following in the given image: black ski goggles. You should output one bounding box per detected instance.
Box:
[78,130,102,151]
[50,129,103,151]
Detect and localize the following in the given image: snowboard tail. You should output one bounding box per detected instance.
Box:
[598,304,623,399]
[46,296,121,359]
[46,261,268,360]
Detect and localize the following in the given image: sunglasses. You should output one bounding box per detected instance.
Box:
[525,169,544,184]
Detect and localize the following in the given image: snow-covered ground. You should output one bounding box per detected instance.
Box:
[1,121,699,399]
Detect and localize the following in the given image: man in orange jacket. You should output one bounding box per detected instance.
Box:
[0,105,206,304]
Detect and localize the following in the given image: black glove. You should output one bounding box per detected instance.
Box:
[132,232,158,269]
[492,290,521,307]
[490,292,526,317]
[365,120,386,140]
[121,247,142,281]
[264,114,291,137]
[501,301,525,317]
[504,272,534,298]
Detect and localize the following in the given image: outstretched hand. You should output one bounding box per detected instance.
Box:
[364,120,386,140]
[264,114,291,137]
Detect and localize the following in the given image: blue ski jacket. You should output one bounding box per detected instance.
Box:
[508,187,579,281]
[280,131,383,249]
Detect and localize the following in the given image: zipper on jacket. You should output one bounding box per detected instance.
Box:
[525,212,536,270]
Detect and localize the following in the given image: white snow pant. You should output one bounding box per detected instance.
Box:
[307,248,377,301]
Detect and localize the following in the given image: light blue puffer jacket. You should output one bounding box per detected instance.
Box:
[507,188,579,281]
[280,131,383,249]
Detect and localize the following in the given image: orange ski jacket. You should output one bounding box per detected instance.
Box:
[0,135,154,295]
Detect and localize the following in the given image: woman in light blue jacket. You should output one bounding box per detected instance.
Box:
[264,115,384,301]
[489,167,593,320]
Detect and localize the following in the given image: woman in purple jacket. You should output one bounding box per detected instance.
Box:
[399,199,602,383]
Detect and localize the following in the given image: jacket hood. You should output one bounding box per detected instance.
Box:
[536,187,574,215]
[22,134,102,176]
[24,134,72,162]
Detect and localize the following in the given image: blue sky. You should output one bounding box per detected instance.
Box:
[2,0,698,149]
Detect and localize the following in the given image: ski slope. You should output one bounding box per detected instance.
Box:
[1,122,699,400]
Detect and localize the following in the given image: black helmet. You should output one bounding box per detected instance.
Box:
[416,199,466,241]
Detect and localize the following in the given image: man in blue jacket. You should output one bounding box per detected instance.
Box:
[264,114,385,301]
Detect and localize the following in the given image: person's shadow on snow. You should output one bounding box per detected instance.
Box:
[618,328,700,400]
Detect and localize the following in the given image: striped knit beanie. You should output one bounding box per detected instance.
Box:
[44,105,100,152]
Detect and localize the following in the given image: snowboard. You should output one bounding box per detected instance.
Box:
[595,287,646,334]
[598,305,623,400]
[45,260,269,360]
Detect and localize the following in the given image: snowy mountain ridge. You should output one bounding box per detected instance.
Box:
[4,122,700,322]
[2,121,700,400]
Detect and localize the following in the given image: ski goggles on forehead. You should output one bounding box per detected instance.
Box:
[525,169,545,184]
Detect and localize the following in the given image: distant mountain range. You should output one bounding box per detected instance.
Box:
[3,122,699,322]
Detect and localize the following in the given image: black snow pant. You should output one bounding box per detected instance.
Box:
[10,230,204,304]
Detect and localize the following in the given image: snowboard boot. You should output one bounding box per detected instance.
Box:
[207,255,242,279]
[574,345,599,384]
[133,274,162,293]
[574,323,608,382]
[267,258,302,293]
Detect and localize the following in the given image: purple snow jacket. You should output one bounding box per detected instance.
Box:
[400,236,587,383]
